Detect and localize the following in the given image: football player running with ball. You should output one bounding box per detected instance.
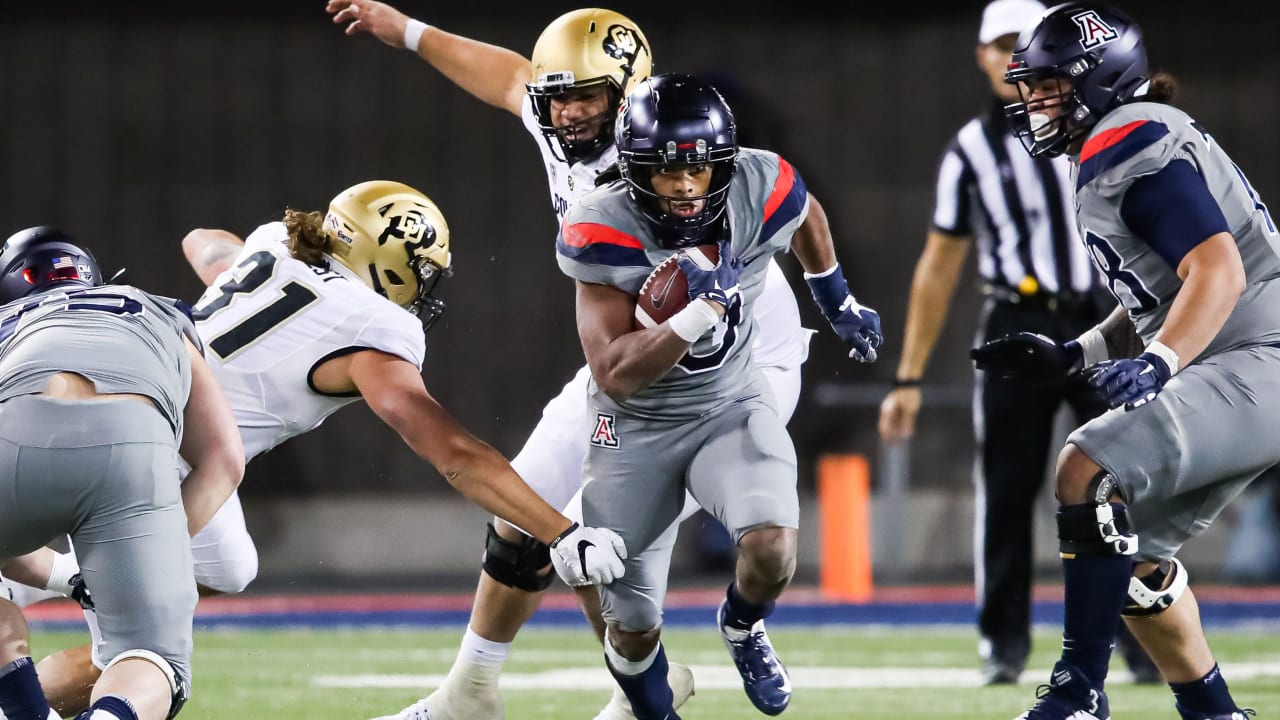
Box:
[973,3,1277,718]
[328,3,813,719]
[557,73,880,720]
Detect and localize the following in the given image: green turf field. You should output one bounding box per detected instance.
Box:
[31,626,1280,719]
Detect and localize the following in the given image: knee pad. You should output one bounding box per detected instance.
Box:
[1123,558,1188,616]
[1058,475,1138,557]
[104,649,190,719]
[481,522,554,592]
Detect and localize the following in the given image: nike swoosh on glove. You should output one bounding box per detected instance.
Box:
[1083,351,1172,410]
[549,522,628,586]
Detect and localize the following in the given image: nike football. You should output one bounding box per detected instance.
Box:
[634,244,720,330]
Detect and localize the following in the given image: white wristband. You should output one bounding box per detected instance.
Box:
[403,19,429,52]
[667,300,721,343]
[1075,325,1109,367]
[1145,340,1180,375]
[45,551,80,596]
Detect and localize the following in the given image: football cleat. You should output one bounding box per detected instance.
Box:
[717,600,792,716]
[1013,662,1109,720]
[592,661,695,720]
[369,680,503,720]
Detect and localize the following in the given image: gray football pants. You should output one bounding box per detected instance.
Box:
[0,395,196,688]
[581,397,798,633]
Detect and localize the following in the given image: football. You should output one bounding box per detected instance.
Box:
[634,244,721,330]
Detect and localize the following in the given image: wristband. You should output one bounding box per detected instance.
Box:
[667,300,721,343]
[892,377,921,388]
[403,18,429,52]
[1075,325,1109,367]
[549,521,579,548]
[1144,340,1180,375]
[45,551,80,596]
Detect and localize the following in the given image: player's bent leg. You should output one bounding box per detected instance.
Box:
[1119,561,1250,718]
[603,624,681,720]
[717,526,796,717]
[90,649,189,720]
[1014,446,1132,720]
[36,642,100,717]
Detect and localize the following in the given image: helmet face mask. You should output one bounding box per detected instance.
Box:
[323,181,453,331]
[0,226,103,306]
[616,74,738,249]
[526,9,652,164]
[1003,2,1149,158]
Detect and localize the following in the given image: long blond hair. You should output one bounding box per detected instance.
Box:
[282,208,333,266]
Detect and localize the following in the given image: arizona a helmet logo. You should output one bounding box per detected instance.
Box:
[1072,10,1118,50]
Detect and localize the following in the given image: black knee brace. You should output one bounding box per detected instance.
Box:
[1123,558,1188,616]
[1057,472,1138,556]
[481,522,554,592]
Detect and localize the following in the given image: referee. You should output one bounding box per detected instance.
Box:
[876,0,1158,685]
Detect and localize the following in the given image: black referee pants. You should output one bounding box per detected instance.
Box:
[974,294,1107,664]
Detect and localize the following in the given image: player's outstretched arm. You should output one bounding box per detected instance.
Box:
[178,337,245,537]
[327,0,529,117]
[790,193,883,363]
[340,349,626,584]
[182,228,244,286]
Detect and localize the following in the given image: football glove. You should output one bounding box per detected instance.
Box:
[1083,352,1172,410]
[68,573,95,611]
[805,264,882,363]
[549,522,628,587]
[677,241,741,310]
[970,332,1083,384]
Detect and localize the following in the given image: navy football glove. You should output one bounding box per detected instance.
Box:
[805,264,881,363]
[1083,352,1171,410]
[970,332,1083,384]
[677,241,741,310]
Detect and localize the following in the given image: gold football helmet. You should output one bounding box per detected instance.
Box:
[526,8,652,163]
[323,180,452,329]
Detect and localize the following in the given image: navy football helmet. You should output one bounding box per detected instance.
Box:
[0,226,102,305]
[615,73,738,249]
[1004,2,1149,157]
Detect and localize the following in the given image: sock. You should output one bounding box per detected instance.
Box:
[721,582,774,632]
[78,695,137,720]
[446,626,509,687]
[0,658,52,720]
[1058,504,1135,685]
[604,635,678,720]
[1170,664,1239,715]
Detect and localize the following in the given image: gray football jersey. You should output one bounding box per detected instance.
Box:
[0,284,198,435]
[556,148,809,420]
[1075,102,1280,356]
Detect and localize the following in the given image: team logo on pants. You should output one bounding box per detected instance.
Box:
[590,412,620,449]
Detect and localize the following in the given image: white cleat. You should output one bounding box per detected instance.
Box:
[591,661,695,720]
[369,681,504,720]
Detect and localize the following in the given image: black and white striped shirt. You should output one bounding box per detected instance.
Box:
[931,101,1100,296]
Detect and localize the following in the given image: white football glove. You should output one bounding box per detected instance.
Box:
[549,522,628,587]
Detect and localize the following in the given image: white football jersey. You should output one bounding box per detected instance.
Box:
[521,94,619,222]
[190,222,426,459]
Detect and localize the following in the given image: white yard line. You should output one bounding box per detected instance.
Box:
[314,661,1280,690]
